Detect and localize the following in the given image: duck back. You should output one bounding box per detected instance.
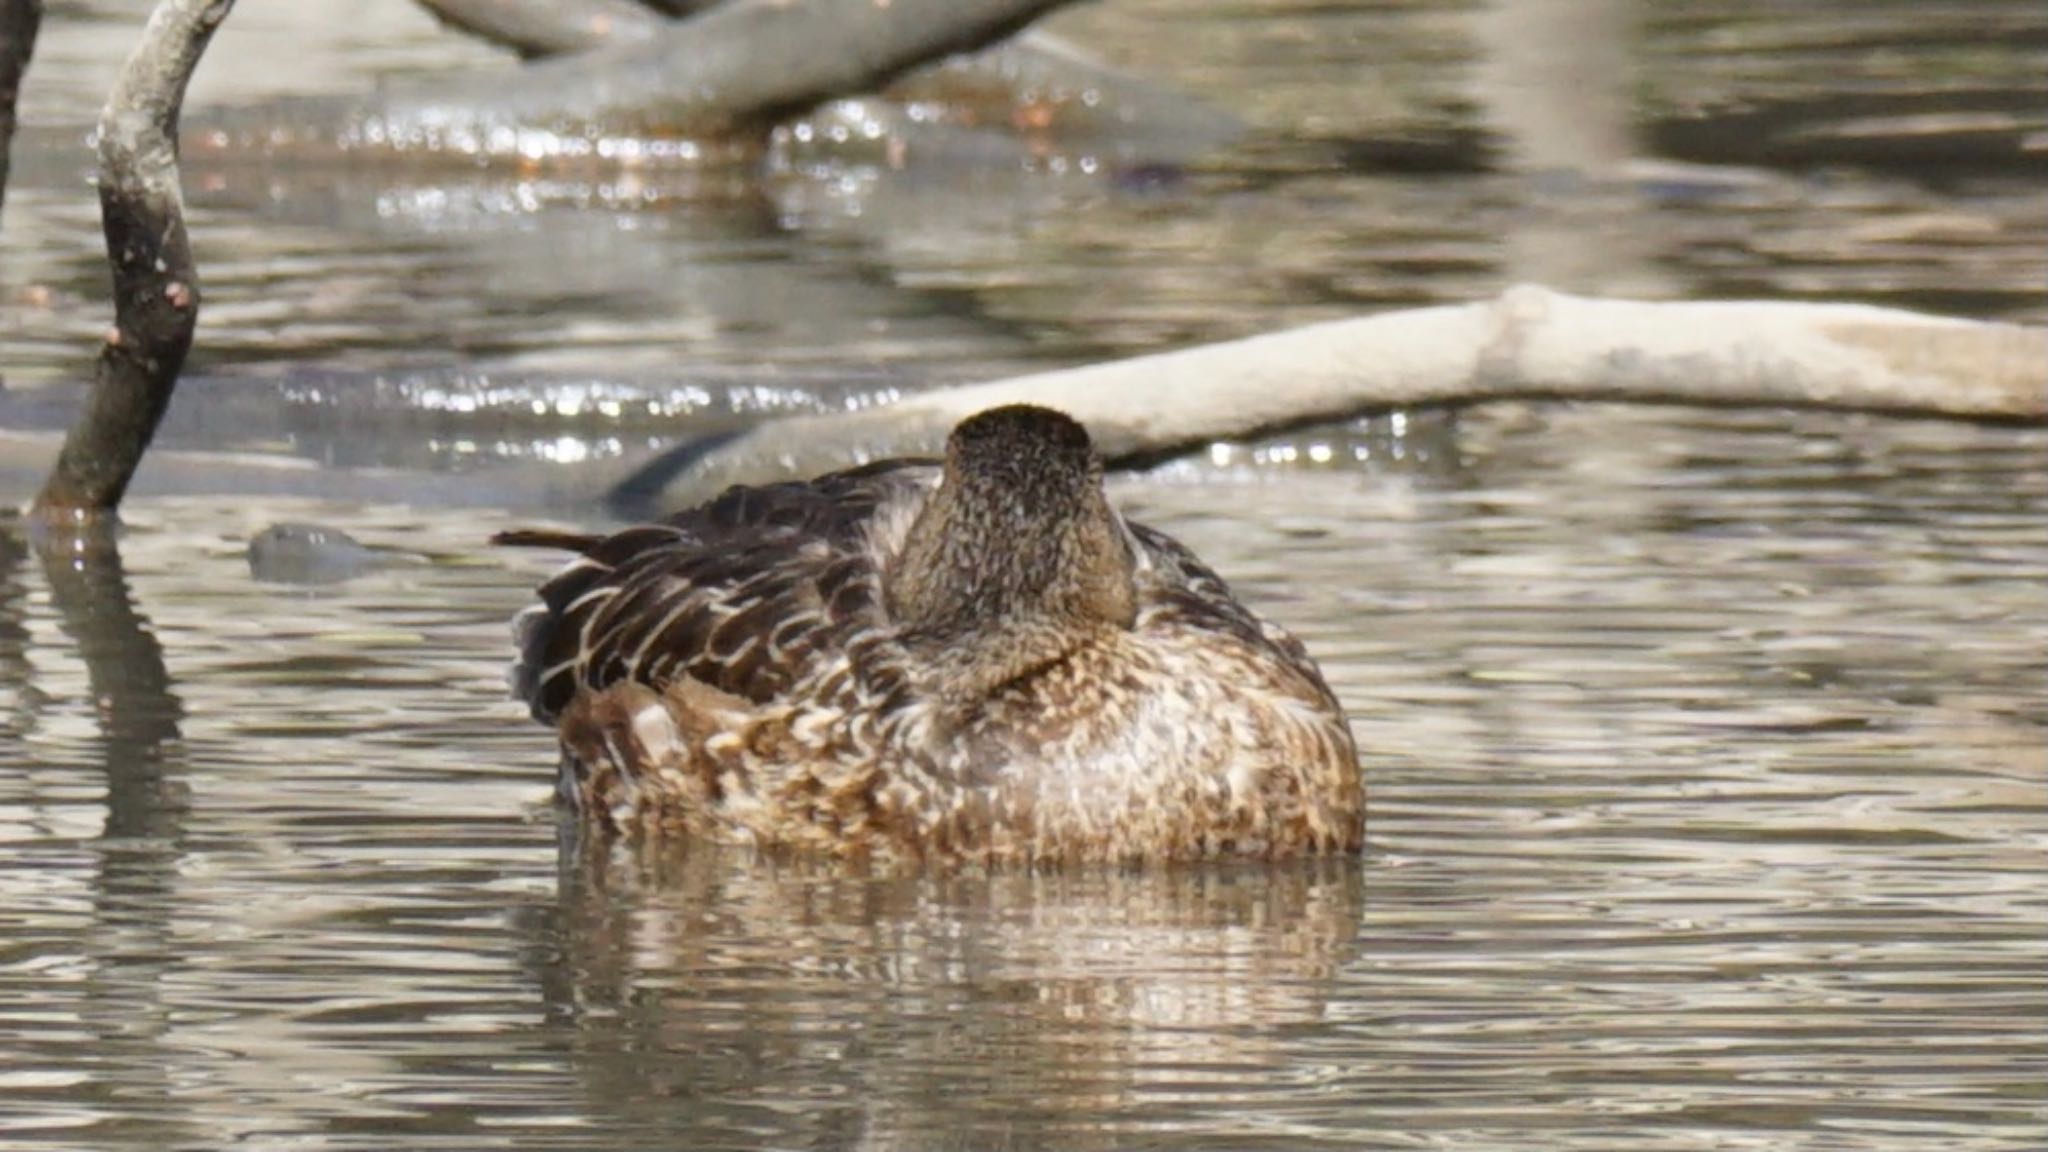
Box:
[503,409,1363,864]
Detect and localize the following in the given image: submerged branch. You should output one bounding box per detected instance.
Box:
[609,286,2048,515]
[406,0,1216,157]
[374,0,1079,141]
[0,0,41,221]
[634,0,721,17]
[32,0,233,519]
[414,0,659,58]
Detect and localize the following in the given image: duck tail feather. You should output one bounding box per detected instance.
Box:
[492,528,605,552]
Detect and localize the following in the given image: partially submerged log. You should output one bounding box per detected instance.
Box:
[370,0,1080,145]
[32,0,233,518]
[423,0,716,49]
[414,0,660,59]
[22,0,1155,521]
[407,0,1236,161]
[608,286,2048,515]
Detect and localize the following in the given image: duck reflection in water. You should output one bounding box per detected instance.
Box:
[523,841,1365,1149]
[502,405,1365,865]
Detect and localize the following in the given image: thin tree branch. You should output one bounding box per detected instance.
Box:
[372,0,1079,145]
[0,0,42,222]
[606,286,2048,515]
[32,0,233,520]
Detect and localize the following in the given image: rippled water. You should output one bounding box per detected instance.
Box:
[3,0,2045,1149]
[3,408,2042,1150]
[5,0,2043,408]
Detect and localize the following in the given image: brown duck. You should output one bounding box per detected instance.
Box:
[502,405,1363,865]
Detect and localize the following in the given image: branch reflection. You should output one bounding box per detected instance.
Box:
[30,520,187,837]
[8,515,199,1143]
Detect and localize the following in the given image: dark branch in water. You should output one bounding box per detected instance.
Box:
[414,0,660,58]
[633,0,721,17]
[32,0,234,520]
[0,0,41,221]
[376,0,1079,141]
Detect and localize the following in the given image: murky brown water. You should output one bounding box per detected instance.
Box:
[2,1,2045,1149]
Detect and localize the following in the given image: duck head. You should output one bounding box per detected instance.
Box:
[886,405,1137,697]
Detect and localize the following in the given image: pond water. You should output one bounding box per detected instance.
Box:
[2,2,2045,1150]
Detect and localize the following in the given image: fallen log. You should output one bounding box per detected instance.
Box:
[607,285,2048,515]
[369,0,1081,147]
[414,0,660,58]
[406,0,1236,161]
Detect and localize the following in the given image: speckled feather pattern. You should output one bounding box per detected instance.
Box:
[511,457,1363,865]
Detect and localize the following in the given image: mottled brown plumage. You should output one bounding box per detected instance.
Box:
[503,405,1363,865]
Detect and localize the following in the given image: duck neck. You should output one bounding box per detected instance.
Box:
[885,471,1136,701]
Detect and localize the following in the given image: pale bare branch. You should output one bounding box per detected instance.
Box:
[608,286,2048,514]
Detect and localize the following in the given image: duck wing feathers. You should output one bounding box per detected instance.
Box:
[1125,521,1337,701]
[510,460,939,722]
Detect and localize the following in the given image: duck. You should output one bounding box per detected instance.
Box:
[499,404,1363,865]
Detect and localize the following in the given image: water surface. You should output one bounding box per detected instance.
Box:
[1,1,2044,1149]
[3,406,2042,1150]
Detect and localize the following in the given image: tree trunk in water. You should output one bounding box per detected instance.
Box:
[32,0,235,519]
